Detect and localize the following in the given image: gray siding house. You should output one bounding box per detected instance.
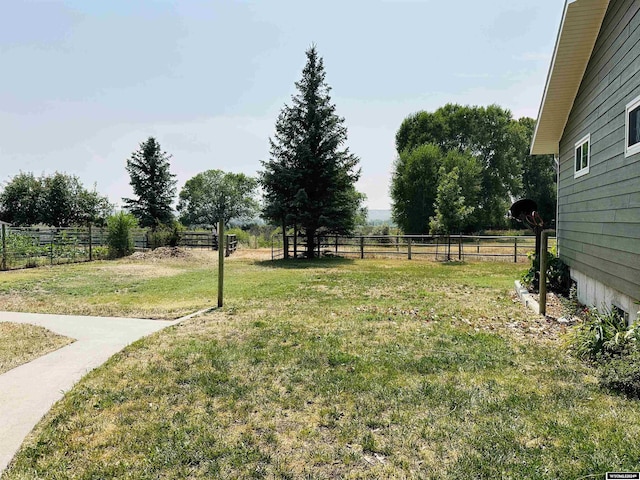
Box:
[532,0,640,321]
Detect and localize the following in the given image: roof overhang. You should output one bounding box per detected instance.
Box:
[531,0,610,155]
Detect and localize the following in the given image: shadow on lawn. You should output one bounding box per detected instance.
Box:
[255,257,355,270]
[441,261,467,267]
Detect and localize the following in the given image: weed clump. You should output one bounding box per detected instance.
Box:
[566,305,640,398]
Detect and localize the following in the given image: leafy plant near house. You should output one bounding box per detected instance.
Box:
[566,305,640,398]
[565,306,629,361]
[522,247,571,295]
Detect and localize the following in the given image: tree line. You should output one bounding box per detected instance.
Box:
[0,46,363,259]
[0,172,112,227]
[391,105,556,234]
[0,45,556,258]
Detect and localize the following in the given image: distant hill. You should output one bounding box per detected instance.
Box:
[367,209,393,225]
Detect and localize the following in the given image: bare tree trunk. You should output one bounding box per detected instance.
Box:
[306,229,316,259]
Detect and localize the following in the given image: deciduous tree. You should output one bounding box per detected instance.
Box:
[511,117,557,225]
[0,172,112,226]
[177,170,259,227]
[393,104,553,232]
[0,172,42,225]
[429,166,474,235]
[391,144,441,234]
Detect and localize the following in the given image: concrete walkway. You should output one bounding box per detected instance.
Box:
[0,311,182,472]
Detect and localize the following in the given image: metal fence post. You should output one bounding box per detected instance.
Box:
[407,238,412,260]
[514,237,518,263]
[335,235,338,253]
[458,234,462,261]
[360,236,364,259]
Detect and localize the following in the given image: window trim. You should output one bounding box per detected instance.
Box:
[574,133,590,178]
[625,94,640,158]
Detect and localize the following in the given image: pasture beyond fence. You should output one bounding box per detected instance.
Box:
[0,226,237,271]
[271,234,556,263]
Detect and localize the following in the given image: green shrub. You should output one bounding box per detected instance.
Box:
[566,305,640,397]
[522,247,570,295]
[107,212,137,258]
[226,227,250,246]
[147,221,184,249]
[3,233,44,265]
[565,306,629,361]
[92,245,109,260]
[371,224,393,244]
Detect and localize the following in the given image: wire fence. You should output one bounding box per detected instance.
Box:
[0,226,237,271]
[272,234,555,263]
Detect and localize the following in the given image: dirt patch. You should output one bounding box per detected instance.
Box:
[129,247,193,261]
[125,247,272,263]
[227,248,272,261]
[528,291,566,321]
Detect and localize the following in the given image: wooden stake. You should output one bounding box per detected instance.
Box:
[218,220,224,308]
[538,229,555,316]
[1,224,6,271]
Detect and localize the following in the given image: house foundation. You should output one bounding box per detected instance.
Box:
[571,269,639,323]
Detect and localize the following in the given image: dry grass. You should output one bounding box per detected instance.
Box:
[0,322,74,374]
[4,257,640,478]
[0,249,273,319]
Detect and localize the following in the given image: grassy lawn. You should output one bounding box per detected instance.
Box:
[0,323,74,375]
[0,251,222,319]
[3,252,640,478]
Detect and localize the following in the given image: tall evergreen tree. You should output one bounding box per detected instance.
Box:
[260,46,362,258]
[123,137,177,228]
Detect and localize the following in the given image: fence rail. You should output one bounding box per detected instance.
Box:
[273,234,555,262]
[0,226,235,271]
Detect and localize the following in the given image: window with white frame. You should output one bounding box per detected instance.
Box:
[574,134,590,177]
[626,95,640,157]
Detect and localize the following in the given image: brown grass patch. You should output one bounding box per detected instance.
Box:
[0,322,74,374]
[91,263,183,280]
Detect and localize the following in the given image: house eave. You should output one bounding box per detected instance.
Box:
[531,0,610,155]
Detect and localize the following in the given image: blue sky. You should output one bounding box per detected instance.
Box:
[0,0,563,211]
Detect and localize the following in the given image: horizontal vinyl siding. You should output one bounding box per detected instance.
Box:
[558,0,640,302]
